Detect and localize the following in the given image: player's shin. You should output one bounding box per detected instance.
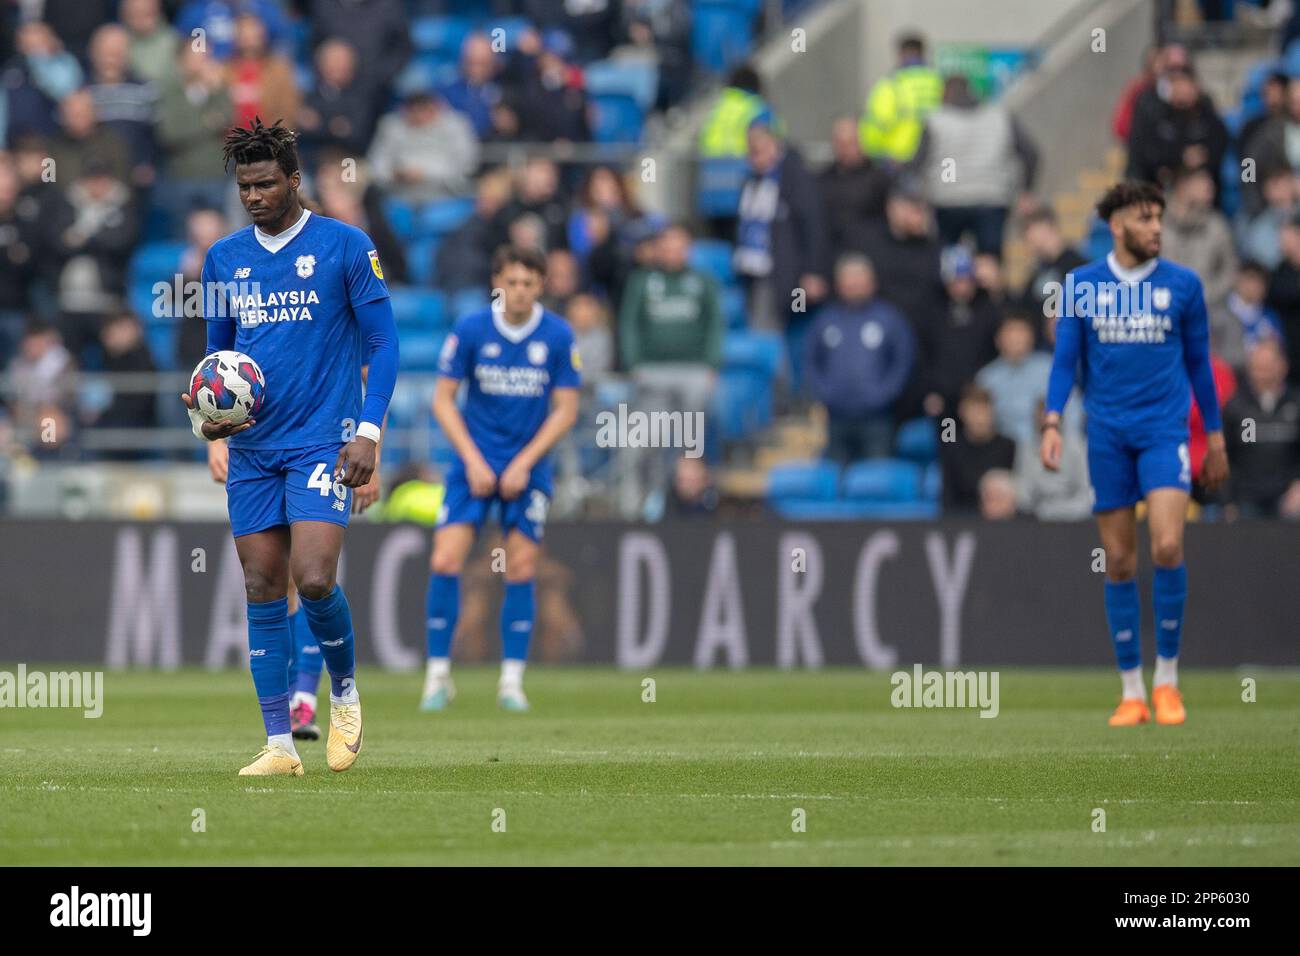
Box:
[1103,579,1144,700]
[423,573,460,699]
[299,585,357,702]
[247,597,297,754]
[1152,564,1187,688]
[499,580,534,707]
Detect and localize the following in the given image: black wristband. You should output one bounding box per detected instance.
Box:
[1040,420,1061,434]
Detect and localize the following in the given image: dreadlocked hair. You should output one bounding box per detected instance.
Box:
[222,117,300,176]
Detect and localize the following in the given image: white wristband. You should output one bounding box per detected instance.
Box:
[356,421,382,443]
[188,406,209,441]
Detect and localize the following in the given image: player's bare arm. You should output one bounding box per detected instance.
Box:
[499,387,579,500]
[432,375,496,496]
[208,437,229,482]
[1201,430,1229,491]
[1039,411,1063,472]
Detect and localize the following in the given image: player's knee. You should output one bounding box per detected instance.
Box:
[1105,552,1137,581]
[295,569,336,602]
[430,550,465,576]
[505,558,536,582]
[505,542,538,581]
[242,569,286,604]
[1151,537,1183,568]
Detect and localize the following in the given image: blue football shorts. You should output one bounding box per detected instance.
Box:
[226,441,352,537]
[1086,421,1191,513]
[437,463,550,542]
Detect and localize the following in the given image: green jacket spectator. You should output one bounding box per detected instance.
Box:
[619,266,723,368]
[155,47,233,181]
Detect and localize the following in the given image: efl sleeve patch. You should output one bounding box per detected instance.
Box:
[368,249,384,280]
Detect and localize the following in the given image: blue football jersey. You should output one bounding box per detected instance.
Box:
[438,303,581,479]
[202,212,390,449]
[1048,254,1216,435]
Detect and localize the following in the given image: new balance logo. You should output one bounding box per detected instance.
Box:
[234,267,251,279]
[1116,629,1133,642]
[320,638,345,648]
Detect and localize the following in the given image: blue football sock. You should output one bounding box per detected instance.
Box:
[1103,579,1141,672]
[501,580,535,662]
[289,606,324,697]
[426,573,460,659]
[247,597,292,736]
[299,585,356,698]
[1153,564,1187,661]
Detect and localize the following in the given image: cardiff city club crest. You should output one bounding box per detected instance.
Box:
[295,254,316,279]
[1153,287,1171,310]
[527,341,548,365]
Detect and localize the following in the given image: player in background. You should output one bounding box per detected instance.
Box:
[204,380,384,741]
[1041,180,1228,726]
[181,118,398,774]
[421,245,580,712]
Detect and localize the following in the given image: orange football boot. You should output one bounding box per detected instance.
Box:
[1152,684,1186,725]
[1108,697,1151,726]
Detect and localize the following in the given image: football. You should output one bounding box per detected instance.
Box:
[188,350,265,426]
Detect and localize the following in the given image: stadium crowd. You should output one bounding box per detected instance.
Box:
[0,1,1298,522]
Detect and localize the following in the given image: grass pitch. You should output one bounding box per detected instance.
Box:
[1,667,1297,866]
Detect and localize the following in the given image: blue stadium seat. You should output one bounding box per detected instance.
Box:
[714,330,782,440]
[382,197,418,241]
[767,459,839,501]
[406,237,441,287]
[415,196,475,239]
[397,330,446,372]
[129,281,158,322]
[842,459,923,503]
[1084,214,1111,260]
[143,322,177,371]
[894,417,938,464]
[722,329,782,377]
[128,241,187,286]
[412,15,473,55]
[449,287,489,318]
[692,0,758,74]
[295,63,315,96]
[389,287,447,330]
[590,92,645,144]
[1282,42,1300,82]
[922,461,941,501]
[696,157,749,218]
[722,284,747,329]
[413,50,459,89]
[689,239,735,286]
[584,60,658,112]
